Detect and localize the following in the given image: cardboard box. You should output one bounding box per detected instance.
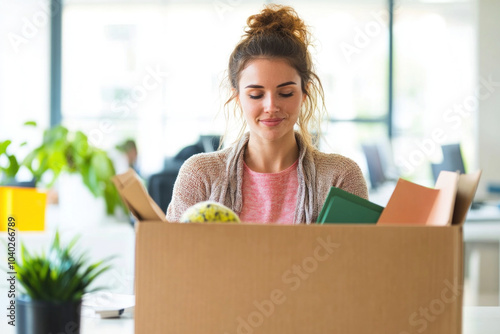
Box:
[113,169,481,334]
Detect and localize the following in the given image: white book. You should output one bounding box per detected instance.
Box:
[82,293,135,319]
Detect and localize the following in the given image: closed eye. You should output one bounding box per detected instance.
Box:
[280,92,294,98]
[249,94,263,99]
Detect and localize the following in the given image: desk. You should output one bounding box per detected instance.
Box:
[463,307,500,333]
[2,307,498,333]
[83,307,500,333]
[91,307,498,333]
[464,216,500,306]
[80,314,134,334]
[77,307,500,333]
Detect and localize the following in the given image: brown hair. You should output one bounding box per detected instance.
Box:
[221,4,325,150]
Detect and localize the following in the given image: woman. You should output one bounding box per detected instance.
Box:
[166,5,368,224]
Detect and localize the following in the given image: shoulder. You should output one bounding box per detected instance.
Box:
[310,149,368,199]
[178,149,230,177]
[311,150,362,175]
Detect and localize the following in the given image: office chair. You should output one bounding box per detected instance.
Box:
[148,135,221,213]
[431,143,466,182]
[147,170,179,214]
[199,135,221,152]
[362,143,387,190]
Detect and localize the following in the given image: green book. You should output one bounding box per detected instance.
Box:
[317,187,384,224]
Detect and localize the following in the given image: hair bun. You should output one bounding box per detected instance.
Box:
[245,5,309,45]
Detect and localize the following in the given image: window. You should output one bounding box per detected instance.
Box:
[288,1,389,173]
[392,0,477,183]
[61,0,391,177]
[56,0,477,185]
[0,0,50,181]
[62,1,266,175]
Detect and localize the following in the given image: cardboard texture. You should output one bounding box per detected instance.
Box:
[112,169,166,222]
[427,171,460,226]
[112,169,481,334]
[452,170,482,226]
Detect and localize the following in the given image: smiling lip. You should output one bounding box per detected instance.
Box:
[259,118,284,126]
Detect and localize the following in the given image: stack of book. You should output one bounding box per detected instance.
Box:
[317,170,482,226]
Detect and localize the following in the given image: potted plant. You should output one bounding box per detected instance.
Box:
[14,231,112,334]
[1,122,126,231]
[0,130,45,231]
[22,124,124,215]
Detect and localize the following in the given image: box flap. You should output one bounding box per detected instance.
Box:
[452,170,482,226]
[112,169,167,222]
[427,171,460,226]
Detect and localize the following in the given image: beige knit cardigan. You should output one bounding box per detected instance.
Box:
[166,132,368,224]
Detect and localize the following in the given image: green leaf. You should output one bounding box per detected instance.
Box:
[13,231,112,302]
[91,151,113,180]
[24,121,37,127]
[72,131,89,156]
[6,155,20,178]
[86,166,100,197]
[0,140,11,156]
[6,123,121,214]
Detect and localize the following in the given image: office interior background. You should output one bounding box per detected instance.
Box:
[1,0,500,307]
[3,0,500,189]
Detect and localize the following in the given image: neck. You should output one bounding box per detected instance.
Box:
[245,131,299,173]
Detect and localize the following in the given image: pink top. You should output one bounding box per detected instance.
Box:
[239,160,299,224]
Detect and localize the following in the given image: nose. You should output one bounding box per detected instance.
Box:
[263,94,279,113]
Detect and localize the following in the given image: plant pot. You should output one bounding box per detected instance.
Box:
[0,187,46,231]
[16,296,81,334]
[58,173,106,228]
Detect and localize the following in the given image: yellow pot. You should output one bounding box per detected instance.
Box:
[0,187,46,231]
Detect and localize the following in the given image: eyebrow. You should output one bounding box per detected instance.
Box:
[245,81,297,89]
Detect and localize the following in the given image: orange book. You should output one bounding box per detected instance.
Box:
[377,171,461,226]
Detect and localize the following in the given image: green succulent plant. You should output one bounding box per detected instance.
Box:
[14,231,112,302]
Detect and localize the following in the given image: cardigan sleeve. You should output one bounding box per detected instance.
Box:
[165,155,210,222]
[338,159,369,200]
[315,151,369,203]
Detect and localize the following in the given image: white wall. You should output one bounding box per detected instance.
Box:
[477,0,500,199]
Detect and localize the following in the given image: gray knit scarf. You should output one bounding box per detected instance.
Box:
[219,132,317,224]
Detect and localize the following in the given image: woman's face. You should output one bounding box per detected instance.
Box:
[237,58,305,144]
